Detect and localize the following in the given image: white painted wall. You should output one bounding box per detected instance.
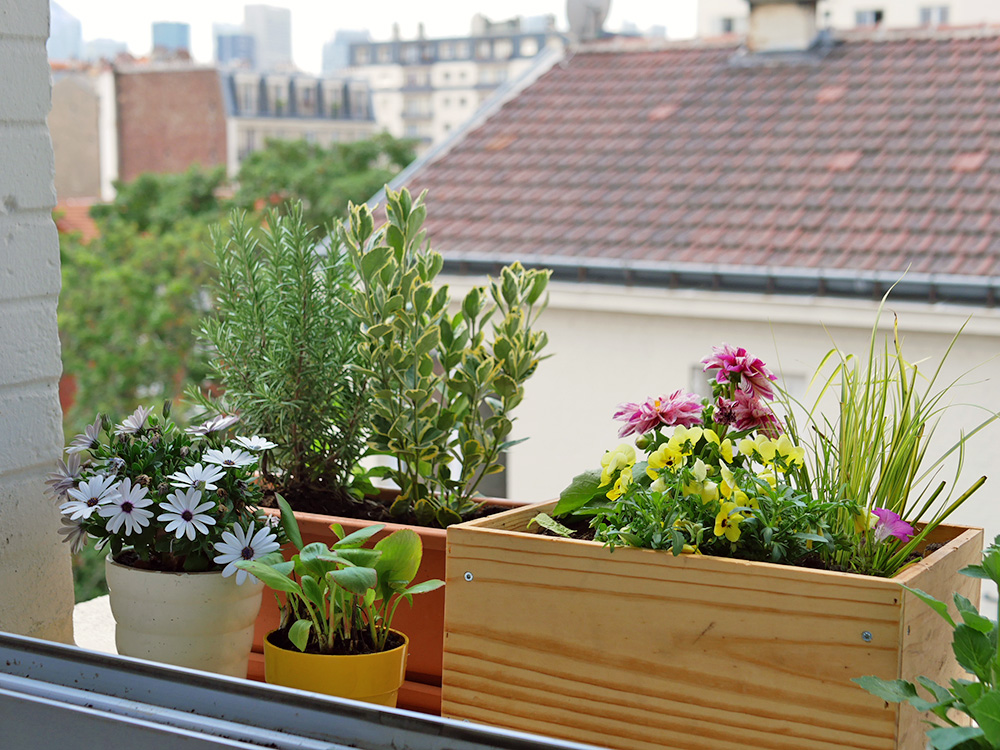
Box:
[0,0,75,642]
[445,276,1000,555]
[698,0,1000,36]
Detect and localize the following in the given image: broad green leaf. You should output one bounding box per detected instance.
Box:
[333,524,385,548]
[852,676,919,704]
[327,566,378,596]
[288,619,312,652]
[435,507,463,528]
[234,560,300,594]
[527,513,575,538]
[359,246,392,283]
[276,494,303,551]
[917,676,956,705]
[374,529,422,600]
[404,579,445,596]
[904,586,956,628]
[553,469,604,516]
[969,690,1000,745]
[952,624,994,682]
[334,548,382,567]
[926,726,986,750]
[300,575,326,611]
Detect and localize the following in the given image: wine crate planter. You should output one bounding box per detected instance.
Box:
[442,501,982,750]
[249,494,523,715]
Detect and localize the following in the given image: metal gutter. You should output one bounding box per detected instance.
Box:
[0,631,604,750]
[438,253,1000,307]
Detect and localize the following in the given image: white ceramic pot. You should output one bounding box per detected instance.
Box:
[105,556,264,678]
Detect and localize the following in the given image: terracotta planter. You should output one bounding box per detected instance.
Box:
[106,556,264,678]
[264,629,408,707]
[249,493,525,714]
[442,501,983,750]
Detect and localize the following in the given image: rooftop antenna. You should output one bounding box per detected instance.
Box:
[567,0,611,41]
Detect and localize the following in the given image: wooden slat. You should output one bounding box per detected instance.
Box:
[443,502,982,750]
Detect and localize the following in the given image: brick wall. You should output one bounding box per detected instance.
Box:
[116,67,227,182]
[0,0,75,641]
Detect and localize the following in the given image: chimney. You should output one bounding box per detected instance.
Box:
[746,0,818,53]
[417,22,425,40]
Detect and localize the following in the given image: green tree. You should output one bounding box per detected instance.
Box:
[234,133,416,229]
[58,216,217,434]
[90,164,228,233]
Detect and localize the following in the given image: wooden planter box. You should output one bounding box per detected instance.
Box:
[443,501,982,750]
[249,494,523,715]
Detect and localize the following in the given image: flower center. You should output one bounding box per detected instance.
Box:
[121,501,134,513]
[223,460,235,466]
[181,510,193,521]
[240,546,254,560]
[87,497,99,506]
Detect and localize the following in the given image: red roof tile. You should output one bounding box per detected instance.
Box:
[403,30,1000,283]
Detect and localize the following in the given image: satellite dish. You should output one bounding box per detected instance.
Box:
[567,0,611,41]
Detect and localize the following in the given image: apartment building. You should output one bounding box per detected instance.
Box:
[698,0,1000,37]
[347,15,566,150]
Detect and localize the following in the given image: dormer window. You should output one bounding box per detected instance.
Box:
[855,9,884,26]
[920,6,949,25]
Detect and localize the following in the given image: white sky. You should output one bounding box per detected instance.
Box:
[54,0,697,73]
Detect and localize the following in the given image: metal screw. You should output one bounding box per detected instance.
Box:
[463,571,474,582]
[862,631,873,642]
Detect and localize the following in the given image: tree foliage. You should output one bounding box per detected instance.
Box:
[234,133,416,229]
[58,216,216,434]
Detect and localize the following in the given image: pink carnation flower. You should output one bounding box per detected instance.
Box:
[733,391,782,437]
[702,343,778,401]
[613,391,703,438]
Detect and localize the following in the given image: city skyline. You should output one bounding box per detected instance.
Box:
[52,0,694,73]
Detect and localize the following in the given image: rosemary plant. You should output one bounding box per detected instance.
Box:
[199,205,372,501]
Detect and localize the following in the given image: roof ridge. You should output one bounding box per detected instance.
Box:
[575,23,1000,55]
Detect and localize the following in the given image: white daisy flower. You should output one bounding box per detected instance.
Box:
[46,453,82,499]
[115,405,154,436]
[61,474,120,520]
[97,478,153,535]
[67,417,103,454]
[232,435,276,452]
[186,414,240,437]
[203,446,256,469]
[167,462,226,492]
[158,488,217,540]
[213,522,280,585]
[57,515,89,553]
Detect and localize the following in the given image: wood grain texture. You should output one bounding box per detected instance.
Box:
[443,501,982,750]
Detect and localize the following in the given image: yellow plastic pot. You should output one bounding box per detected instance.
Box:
[264,629,409,707]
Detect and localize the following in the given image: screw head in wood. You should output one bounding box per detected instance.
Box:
[862,631,873,642]
[464,571,474,581]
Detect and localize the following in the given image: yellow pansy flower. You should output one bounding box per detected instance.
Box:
[668,425,703,455]
[650,477,667,493]
[773,434,805,471]
[714,502,745,542]
[606,465,633,501]
[758,468,777,489]
[703,429,720,446]
[720,438,735,463]
[600,443,636,486]
[738,437,756,458]
[647,443,685,477]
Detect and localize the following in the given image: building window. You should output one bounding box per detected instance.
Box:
[421,44,435,62]
[402,44,418,63]
[458,96,467,106]
[298,85,316,116]
[443,71,450,82]
[720,17,735,33]
[519,37,538,56]
[442,97,450,106]
[404,124,422,137]
[919,6,949,24]
[325,86,344,117]
[354,47,369,64]
[455,41,469,58]
[855,9,884,26]
[439,42,453,59]
[476,40,492,59]
[494,39,513,59]
[377,45,391,63]
[238,82,256,114]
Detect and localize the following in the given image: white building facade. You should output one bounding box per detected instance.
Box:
[347,19,566,150]
[698,0,1000,37]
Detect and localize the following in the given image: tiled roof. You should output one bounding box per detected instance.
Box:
[402,29,1000,293]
